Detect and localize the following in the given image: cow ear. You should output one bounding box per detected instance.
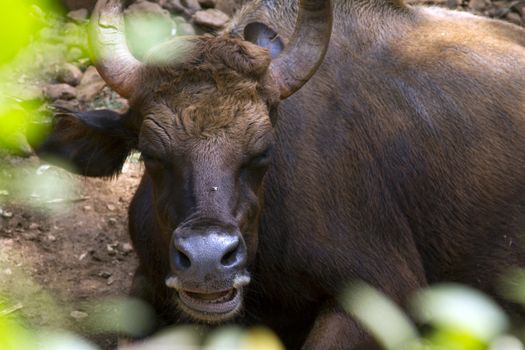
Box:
[35,109,138,178]
[244,22,284,59]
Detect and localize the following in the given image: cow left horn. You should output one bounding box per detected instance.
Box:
[89,0,143,98]
[268,0,333,99]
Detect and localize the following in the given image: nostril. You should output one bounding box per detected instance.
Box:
[174,250,191,270]
[221,242,240,267]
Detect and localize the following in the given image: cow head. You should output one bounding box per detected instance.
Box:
[39,0,332,322]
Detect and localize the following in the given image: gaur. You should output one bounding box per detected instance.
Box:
[38,0,525,348]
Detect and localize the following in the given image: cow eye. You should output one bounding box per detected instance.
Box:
[141,153,167,168]
[141,152,158,162]
[244,149,271,169]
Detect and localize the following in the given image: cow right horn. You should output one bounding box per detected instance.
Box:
[89,0,143,98]
[269,0,333,99]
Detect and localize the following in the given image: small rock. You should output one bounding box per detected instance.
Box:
[490,6,510,18]
[37,224,50,232]
[182,0,202,12]
[61,0,97,11]
[215,0,237,16]
[47,234,57,242]
[79,252,88,261]
[121,242,133,254]
[53,99,81,111]
[192,9,230,29]
[468,0,486,11]
[3,268,12,275]
[514,4,525,17]
[125,0,172,15]
[67,8,89,22]
[83,205,92,211]
[29,223,39,230]
[43,84,77,101]
[98,271,112,278]
[107,244,117,256]
[446,0,459,9]
[161,0,187,13]
[107,276,115,286]
[56,63,83,86]
[77,66,106,101]
[79,66,102,85]
[22,232,38,241]
[107,204,116,211]
[108,218,118,226]
[506,12,523,26]
[0,209,13,219]
[70,310,88,320]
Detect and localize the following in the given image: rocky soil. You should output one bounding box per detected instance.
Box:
[0,0,523,349]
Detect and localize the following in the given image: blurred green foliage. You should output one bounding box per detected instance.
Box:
[0,1,53,153]
[0,1,41,65]
[0,0,90,154]
[343,282,525,350]
[0,313,33,350]
[0,0,89,209]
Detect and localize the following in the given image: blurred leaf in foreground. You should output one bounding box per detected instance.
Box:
[206,326,284,350]
[0,161,77,213]
[0,1,38,65]
[35,330,97,350]
[411,284,508,345]
[489,335,524,350]
[84,297,156,338]
[341,282,418,350]
[0,314,35,350]
[0,98,50,154]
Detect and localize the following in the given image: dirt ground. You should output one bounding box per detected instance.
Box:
[0,156,143,348]
[0,0,524,349]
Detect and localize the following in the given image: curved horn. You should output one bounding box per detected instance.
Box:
[89,0,143,98]
[269,0,333,99]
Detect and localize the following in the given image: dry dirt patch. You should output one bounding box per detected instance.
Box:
[0,156,143,348]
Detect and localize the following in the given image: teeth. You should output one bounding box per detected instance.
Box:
[215,290,234,303]
[178,287,241,316]
[185,289,236,304]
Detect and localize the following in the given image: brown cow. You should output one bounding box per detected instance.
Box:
[37,0,525,348]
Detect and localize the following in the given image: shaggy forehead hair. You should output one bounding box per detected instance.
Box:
[137,36,277,139]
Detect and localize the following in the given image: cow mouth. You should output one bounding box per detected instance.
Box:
[178,288,241,316]
[166,273,250,321]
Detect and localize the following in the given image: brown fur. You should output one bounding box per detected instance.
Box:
[38,0,525,349]
[225,1,525,348]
